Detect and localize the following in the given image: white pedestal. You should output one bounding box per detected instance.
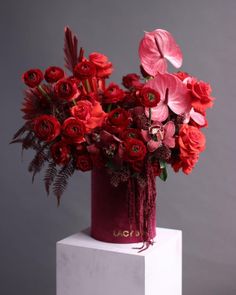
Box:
[57,227,182,295]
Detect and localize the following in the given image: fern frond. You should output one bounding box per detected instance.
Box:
[53,160,75,206]
[64,26,79,72]
[44,161,57,195]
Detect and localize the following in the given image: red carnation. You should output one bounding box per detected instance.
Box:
[123,138,147,162]
[89,52,113,78]
[140,87,160,107]
[74,61,96,80]
[45,66,64,83]
[103,83,125,104]
[54,78,79,101]
[174,71,190,81]
[50,141,71,166]
[22,69,43,88]
[76,153,93,171]
[62,117,86,143]
[33,115,61,142]
[106,108,130,134]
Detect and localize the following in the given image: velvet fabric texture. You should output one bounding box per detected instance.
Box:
[91,167,157,243]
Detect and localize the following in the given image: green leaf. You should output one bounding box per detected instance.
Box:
[159,160,168,181]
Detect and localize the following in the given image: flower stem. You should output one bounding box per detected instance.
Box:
[38,85,51,102]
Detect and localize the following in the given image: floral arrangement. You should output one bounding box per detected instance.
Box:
[12,27,214,207]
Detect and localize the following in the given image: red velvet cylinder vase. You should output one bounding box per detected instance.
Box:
[91,167,157,244]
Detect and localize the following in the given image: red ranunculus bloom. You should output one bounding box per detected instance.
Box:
[103,83,125,104]
[121,128,142,140]
[106,108,130,134]
[76,154,93,171]
[22,69,43,88]
[50,141,71,166]
[70,100,93,121]
[122,73,143,89]
[187,80,214,113]
[62,117,86,143]
[54,78,79,101]
[172,124,206,174]
[33,115,61,142]
[44,66,64,83]
[89,52,113,78]
[74,61,96,80]
[139,87,160,107]
[123,138,147,162]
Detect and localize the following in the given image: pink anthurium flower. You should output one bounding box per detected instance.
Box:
[141,121,175,152]
[144,72,191,122]
[139,29,183,76]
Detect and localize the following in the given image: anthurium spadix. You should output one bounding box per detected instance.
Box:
[144,72,191,122]
[139,29,183,76]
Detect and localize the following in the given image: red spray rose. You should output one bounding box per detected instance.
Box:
[123,138,147,162]
[62,117,86,143]
[122,73,143,89]
[103,83,125,104]
[139,87,160,107]
[76,154,93,171]
[22,69,43,88]
[85,101,107,132]
[187,80,214,113]
[174,71,190,81]
[74,61,96,80]
[33,115,61,142]
[50,141,71,166]
[89,52,113,78]
[54,78,79,101]
[172,124,206,174]
[105,108,130,134]
[44,66,64,83]
[70,100,93,121]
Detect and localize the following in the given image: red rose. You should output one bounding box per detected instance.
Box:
[50,141,71,166]
[172,124,206,174]
[103,83,125,104]
[122,73,143,89]
[22,69,43,88]
[187,80,214,113]
[140,87,160,107]
[33,115,61,142]
[62,117,86,143]
[76,154,93,171]
[70,100,93,121]
[174,71,190,81]
[44,66,64,83]
[123,138,147,162]
[54,78,79,101]
[106,108,130,134]
[89,52,113,78]
[74,61,96,80]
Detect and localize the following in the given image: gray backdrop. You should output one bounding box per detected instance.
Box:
[0,0,235,294]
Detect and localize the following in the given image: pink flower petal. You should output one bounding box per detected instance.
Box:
[147,139,161,152]
[141,129,150,142]
[145,73,191,116]
[145,102,169,122]
[164,121,175,137]
[139,29,183,76]
[190,108,206,126]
